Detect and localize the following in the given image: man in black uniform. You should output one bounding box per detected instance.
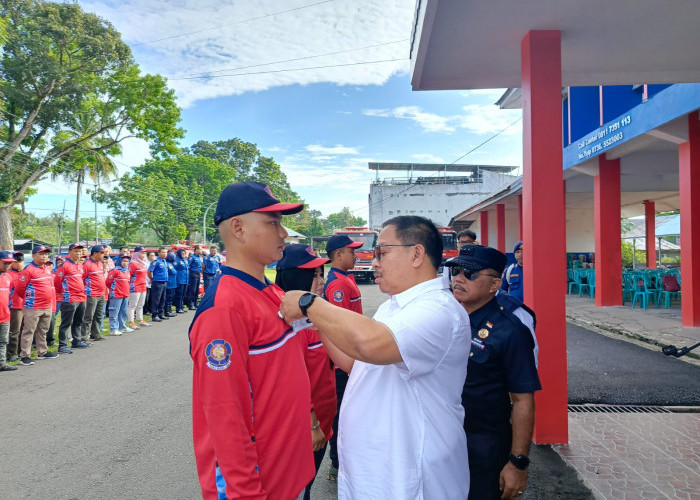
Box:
[446,245,541,500]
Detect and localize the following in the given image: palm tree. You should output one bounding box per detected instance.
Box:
[51,112,120,242]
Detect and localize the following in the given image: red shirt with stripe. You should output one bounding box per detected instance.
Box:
[8,268,24,309]
[0,273,11,323]
[106,267,131,299]
[323,267,363,314]
[189,266,314,500]
[15,262,55,310]
[301,328,337,440]
[83,258,107,298]
[129,259,148,293]
[54,259,86,303]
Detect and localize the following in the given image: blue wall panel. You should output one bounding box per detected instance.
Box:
[602,85,643,123]
[569,86,601,144]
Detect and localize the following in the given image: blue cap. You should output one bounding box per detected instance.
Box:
[90,245,106,254]
[445,245,506,274]
[32,245,51,254]
[13,251,24,260]
[214,182,304,225]
[513,241,523,253]
[133,246,144,252]
[0,250,16,262]
[68,243,84,251]
[326,235,363,253]
[277,244,330,270]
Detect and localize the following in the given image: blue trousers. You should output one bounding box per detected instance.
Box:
[108,297,128,332]
[174,284,187,311]
[165,287,176,313]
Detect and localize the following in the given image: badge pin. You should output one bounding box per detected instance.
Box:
[478,328,489,339]
[486,321,493,328]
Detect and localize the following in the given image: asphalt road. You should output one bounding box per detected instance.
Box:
[2,283,696,499]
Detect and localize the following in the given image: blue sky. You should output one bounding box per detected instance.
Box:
[27,0,523,222]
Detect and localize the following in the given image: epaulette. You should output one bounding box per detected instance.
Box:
[496,292,537,328]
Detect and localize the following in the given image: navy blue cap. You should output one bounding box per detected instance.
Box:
[513,241,523,252]
[68,243,84,251]
[133,246,144,252]
[214,182,304,225]
[13,251,24,260]
[445,245,507,274]
[32,245,51,254]
[326,235,363,253]
[90,245,106,254]
[0,250,16,262]
[277,244,330,270]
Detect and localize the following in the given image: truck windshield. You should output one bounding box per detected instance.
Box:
[343,233,377,251]
[442,233,457,251]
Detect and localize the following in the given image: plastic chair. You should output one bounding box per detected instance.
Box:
[631,274,656,310]
[568,269,582,295]
[578,269,594,298]
[621,272,635,304]
[657,274,681,308]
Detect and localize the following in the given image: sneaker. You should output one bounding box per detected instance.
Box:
[138,322,151,327]
[8,355,20,362]
[152,317,162,322]
[90,336,104,341]
[110,330,123,336]
[37,352,59,360]
[20,357,35,366]
[58,345,73,354]
[176,310,185,314]
[129,323,141,330]
[72,341,90,348]
[124,327,135,333]
[0,364,18,372]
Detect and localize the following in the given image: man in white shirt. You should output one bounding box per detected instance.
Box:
[280,215,470,500]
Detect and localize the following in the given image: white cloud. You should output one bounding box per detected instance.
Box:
[411,153,446,163]
[305,144,360,155]
[80,0,413,107]
[363,104,522,136]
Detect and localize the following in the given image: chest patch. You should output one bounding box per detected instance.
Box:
[471,338,486,350]
[333,290,344,302]
[206,339,232,371]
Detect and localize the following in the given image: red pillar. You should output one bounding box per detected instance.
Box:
[480,211,489,246]
[679,111,700,326]
[521,30,567,444]
[644,200,656,269]
[594,156,622,306]
[496,204,506,252]
[517,194,523,241]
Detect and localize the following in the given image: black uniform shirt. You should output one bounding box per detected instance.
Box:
[463,297,541,434]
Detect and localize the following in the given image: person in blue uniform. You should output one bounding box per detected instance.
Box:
[173,248,189,313]
[186,245,203,309]
[447,245,541,500]
[164,252,178,317]
[501,241,524,302]
[201,245,222,293]
[148,247,169,322]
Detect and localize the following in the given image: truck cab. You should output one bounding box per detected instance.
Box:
[333,227,378,283]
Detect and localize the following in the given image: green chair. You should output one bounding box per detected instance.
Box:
[621,272,635,304]
[631,274,656,310]
[657,273,681,309]
[568,269,582,295]
[578,269,595,298]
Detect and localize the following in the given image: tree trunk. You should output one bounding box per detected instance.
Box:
[74,171,83,242]
[0,205,14,250]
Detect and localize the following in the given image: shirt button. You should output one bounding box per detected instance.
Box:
[469,352,474,357]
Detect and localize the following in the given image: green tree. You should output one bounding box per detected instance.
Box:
[324,207,366,233]
[0,0,183,248]
[621,241,647,268]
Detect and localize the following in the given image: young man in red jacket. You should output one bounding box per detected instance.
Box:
[0,250,19,372]
[55,243,89,351]
[6,251,26,362]
[189,182,314,500]
[15,246,59,365]
[81,245,108,342]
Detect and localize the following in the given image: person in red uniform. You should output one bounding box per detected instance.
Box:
[6,251,26,362]
[55,243,89,351]
[322,234,363,481]
[189,182,314,500]
[127,246,150,330]
[0,250,19,372]
[106,255,132,335]
[81,245,108,342]
[275,244,336,500]
[15,245,58,365]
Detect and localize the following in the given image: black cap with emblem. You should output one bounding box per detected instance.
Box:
[444,245,507,274]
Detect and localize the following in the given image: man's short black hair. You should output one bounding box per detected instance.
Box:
[327,248,339,261]
[382,215,442,269]
[457,229,477,241]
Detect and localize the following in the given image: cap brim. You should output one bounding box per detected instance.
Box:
[0,258,16,263]
[346,242,364,249]
[253,202,304,215]
[298,257,331,269]
[34,249,51,254]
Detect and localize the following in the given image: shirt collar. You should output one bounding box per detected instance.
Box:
[468,297,499,326]
[391,277,447,309]
[329,267,348,276]
[221,266,271,291]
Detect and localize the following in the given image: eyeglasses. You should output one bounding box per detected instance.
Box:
[373,244,416,261]
[449,266,500,281]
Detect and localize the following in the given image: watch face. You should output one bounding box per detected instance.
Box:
[300,293,315,309]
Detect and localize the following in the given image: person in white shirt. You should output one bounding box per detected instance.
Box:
[280,215,471,500]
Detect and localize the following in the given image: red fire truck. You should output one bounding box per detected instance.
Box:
[333,227,379,282]
[437,226,458,269]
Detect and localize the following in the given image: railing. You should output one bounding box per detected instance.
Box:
[371,175,481,186]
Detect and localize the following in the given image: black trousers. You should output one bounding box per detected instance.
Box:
[466,428,512,500]
[150,281,167,318]
[174,283,187,311]
[186,272,201,307]
[59,301,85,347]
[303,444,327,500]
[328,368,349,469]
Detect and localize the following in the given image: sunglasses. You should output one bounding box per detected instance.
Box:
[449,266,500,281]
[373,244,416,261]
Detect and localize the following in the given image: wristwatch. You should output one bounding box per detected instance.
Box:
[509,453,530,470]
[299,293,318,317]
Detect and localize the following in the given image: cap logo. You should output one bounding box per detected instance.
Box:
[305,246,316,256]
[263,185,278,201]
